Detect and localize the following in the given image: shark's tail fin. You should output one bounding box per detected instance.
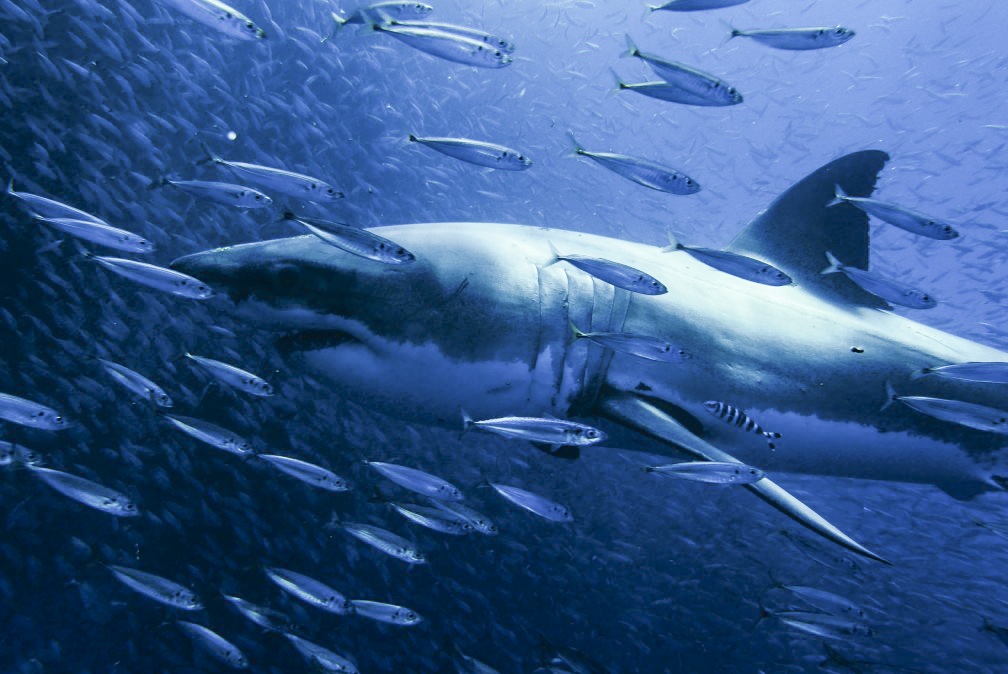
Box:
[827,183,849,208]
[621,34,640,59]
[880,380,898,412]
[820,251,842,275]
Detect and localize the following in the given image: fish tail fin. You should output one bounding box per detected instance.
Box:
[661,230,682,253]
[880,380,897,412]
[755,601,772,629]
[545,240,561,266]
[621,34,640,59]
[826,183,849,208]
[565,130,585,157]
[729,28,742,40]
[460,408,474,434]
[610,68,628,95]
[5,177,14,196]
[408,134,419,143]
[196,141,221,167]
[820,251,842,275]
[324,11,349,43]
[71,239,95,260]
[568,319,587,345]
[909,367,931,381]
[147,176,168,190]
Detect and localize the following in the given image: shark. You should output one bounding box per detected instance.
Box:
[171,151,1008,564]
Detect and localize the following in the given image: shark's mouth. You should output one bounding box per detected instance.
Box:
[274,328,364,355]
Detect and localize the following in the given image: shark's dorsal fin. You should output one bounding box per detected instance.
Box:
[726,150,890,308]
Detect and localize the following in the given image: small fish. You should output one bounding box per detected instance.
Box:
[200,146,343,200]
[913,362,1008,384]
[773,610,873,639]
[548,241,667,295]
[38,217,154,253]
[650,0,749,10]
[393,21,514,53]
[703,401,781,448]
[663,235,791,286]
[330,1,432,31]
[372,23,512,68]
[782,585,865,618]
[185,353,273,397]
[98,359,173,407]
[28,465,139,516]
[176,621,249,669]
[645,460,764,484]
[264,567,353,614]
[0,441,42,467]
[350,600,423,626]
[0,392,70,430]
[391,502,473,535]
[568,131,699,195]
[463,411,607,446]
[611,70,727,107]
[432,500,498,535]
[569,321,689,362]
[364,460,463,500]
[822,252,935,309]
[408,135,532,170]
[622,36,742,106]
[150,178,271,208]
[223,594,290,631]
[335,520,426,564]
[729,26,856,50]
[87,255,213,299]
[283,633,359,674]
[282,212,415,264]
[164,414,253,455]
[107,565,202,610]
[453,644,502,674]
[883,382,1008,434]
[159,0,265,40]
[7,179,106,224]
[258,454,350,492]
[828,185,958,240]
[490,483,573,522]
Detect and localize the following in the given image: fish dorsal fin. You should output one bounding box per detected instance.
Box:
[726,150,890,308]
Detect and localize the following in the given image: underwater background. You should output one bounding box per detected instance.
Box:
[2,0,1008,671]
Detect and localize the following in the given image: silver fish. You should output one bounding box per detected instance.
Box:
[331,1,432,29]
[223,594,290,631]
[568,132,699,195]
[98,359,173,407]
[372,23,512,68]
[409,135,532,170]
[828,185,958,240]
[6,179,106,223]
[185,353,273,397]
[176,621,249,669]
[454,645,502,674]
[88,255,213,299]
[650,0,748,10]
[349,600,422,626]
[645,460,764,484]
[782,585,865,618]
[490,483,573,522]
[774,610,873,639]
[283,212,415,265]
[107,565,202,610]
[548,243,666,295]
[201,147,342,201]
[28,465,139,516]
[38,217,154,253]
[336,520,426,564]
[431,500,498,536]
[264,567,353,614]
[0,441,42,467]
[883,383,1008,434]
[391,502,473,535]
[152,178,271,208]
[703,401,781,448]
[393,21,514,53]
[622,36,742,106]
[364,460,463,500]
[283,633,359,674]
[730,26,856,50]
[159,0,265,40]
[569,321,689,363]
[258,454,350,492]
[163,414,253,455]
[664,236,791,286]
[463,411,607,446]
[0,392,70,430]
[913,362,1008,384]
[612,71,732,107]
[822,252,935,309]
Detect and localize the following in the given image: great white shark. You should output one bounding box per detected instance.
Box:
[171,151,1008,563]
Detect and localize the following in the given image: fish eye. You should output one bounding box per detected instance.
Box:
[310,182,316,188]
[407,612,417,620]
[254,194,262,200]
[494,50,502,57]
[686,178,694,185]
[834,28,844,34]
[225,11,231,17]
[921,294,931,301]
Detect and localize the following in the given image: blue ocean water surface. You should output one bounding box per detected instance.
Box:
[2,0,1008,671]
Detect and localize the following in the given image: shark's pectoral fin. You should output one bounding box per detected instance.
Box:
[599,394,890,564]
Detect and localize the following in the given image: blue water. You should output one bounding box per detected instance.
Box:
[3,0,1008,671]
